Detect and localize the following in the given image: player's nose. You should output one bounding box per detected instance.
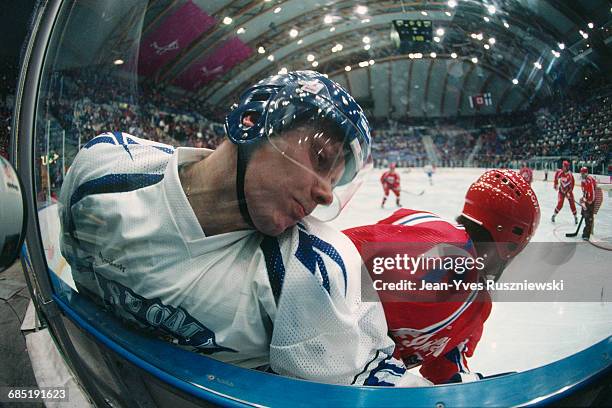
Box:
[311,177,334,206]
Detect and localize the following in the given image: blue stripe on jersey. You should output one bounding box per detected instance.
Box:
[153,145,174,155]
[296,229,330,293]
[260,236,286,304]
[84,136,115,149]
[70,173,164,208]
[445,347,466,373]
[112,131,134,160]
[113,131,124,144]
[363,355,406,386]
[295,229,347,296]
[399,214,439,225]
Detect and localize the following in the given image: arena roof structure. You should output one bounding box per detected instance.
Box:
[105,0,611,119]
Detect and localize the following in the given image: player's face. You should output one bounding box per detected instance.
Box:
[244,127,345,236]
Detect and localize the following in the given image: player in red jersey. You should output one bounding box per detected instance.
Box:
[579,167,597,240]
[519,163,533,184]
[344,169,540,384]
[552,160,578,224]
[381,162,401,208]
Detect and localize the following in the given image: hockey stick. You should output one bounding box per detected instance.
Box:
[565,216,584,237]
[401,189,425,196]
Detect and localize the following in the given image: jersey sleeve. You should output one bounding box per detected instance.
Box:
[58,132,175,263]
[266,219,430,386]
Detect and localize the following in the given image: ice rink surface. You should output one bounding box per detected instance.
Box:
[330,167,612,377]
[40,167,611,378]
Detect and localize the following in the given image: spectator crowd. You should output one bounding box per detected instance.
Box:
[1,66,610,197]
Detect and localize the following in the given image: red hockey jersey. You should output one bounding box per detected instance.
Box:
[581,175,597,204]
[343,209,492,384]
[381,171,400,188]
[554,170,575,194]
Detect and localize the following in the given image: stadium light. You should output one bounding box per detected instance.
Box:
[223,17,232,25]
[236,27,246,34]
[558,43,565,50]
[312,61,319,67]
[324,15,333,24]
[421,11,428,16]
[436,28,445,36]
[512,78,519,85]
[364,44,371,50]
[484,16,490,22]
[289,29,299,38]
[273,7,281,13]
[362,36,371,44]
[448,0,457,8]
[471,57,478,63]
[487,5,496,14]
[267,55,275,61]
[430,52,437,58]
[355,5,368,15]
[587,22,594,29]
[307,54,315,62]
[345,66,352,71]
[113,59,124,65]
[258,46,266,54]
[434,36,441,42]
[451,52,458,58]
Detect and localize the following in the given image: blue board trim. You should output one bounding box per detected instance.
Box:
[22,232,612,408]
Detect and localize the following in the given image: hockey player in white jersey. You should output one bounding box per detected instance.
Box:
[59,71,430,387]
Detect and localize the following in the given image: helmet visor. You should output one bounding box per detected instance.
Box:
[263,82,370,221]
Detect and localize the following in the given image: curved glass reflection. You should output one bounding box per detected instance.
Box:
[30,0,611,396]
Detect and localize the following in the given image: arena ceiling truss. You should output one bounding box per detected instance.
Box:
[88,0,612,119]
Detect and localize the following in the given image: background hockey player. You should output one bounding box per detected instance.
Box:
[424,163,435,185]
[519,162,533,184]
[380,162,401,208]
[344,169,540,384]
[552,160,578,224]
[59,71,430,387]
[579,167,597,240]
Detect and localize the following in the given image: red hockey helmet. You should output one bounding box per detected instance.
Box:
[562,160,570,169]
[580,166,588,174]
[389,162,397,169]
[461,169,540,259]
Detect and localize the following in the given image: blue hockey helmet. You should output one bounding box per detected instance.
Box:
[225,70,371,188]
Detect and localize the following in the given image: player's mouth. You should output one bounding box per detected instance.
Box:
[292,198,307,220]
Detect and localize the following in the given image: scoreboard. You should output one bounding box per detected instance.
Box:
[392,20,433,43]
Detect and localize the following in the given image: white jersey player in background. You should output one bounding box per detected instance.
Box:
[59,71,430,387]
[424,163,435,185]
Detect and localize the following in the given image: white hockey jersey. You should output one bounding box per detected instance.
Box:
[59,132,430,387]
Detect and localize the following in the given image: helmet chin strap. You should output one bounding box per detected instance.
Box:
[236,144,255,228]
